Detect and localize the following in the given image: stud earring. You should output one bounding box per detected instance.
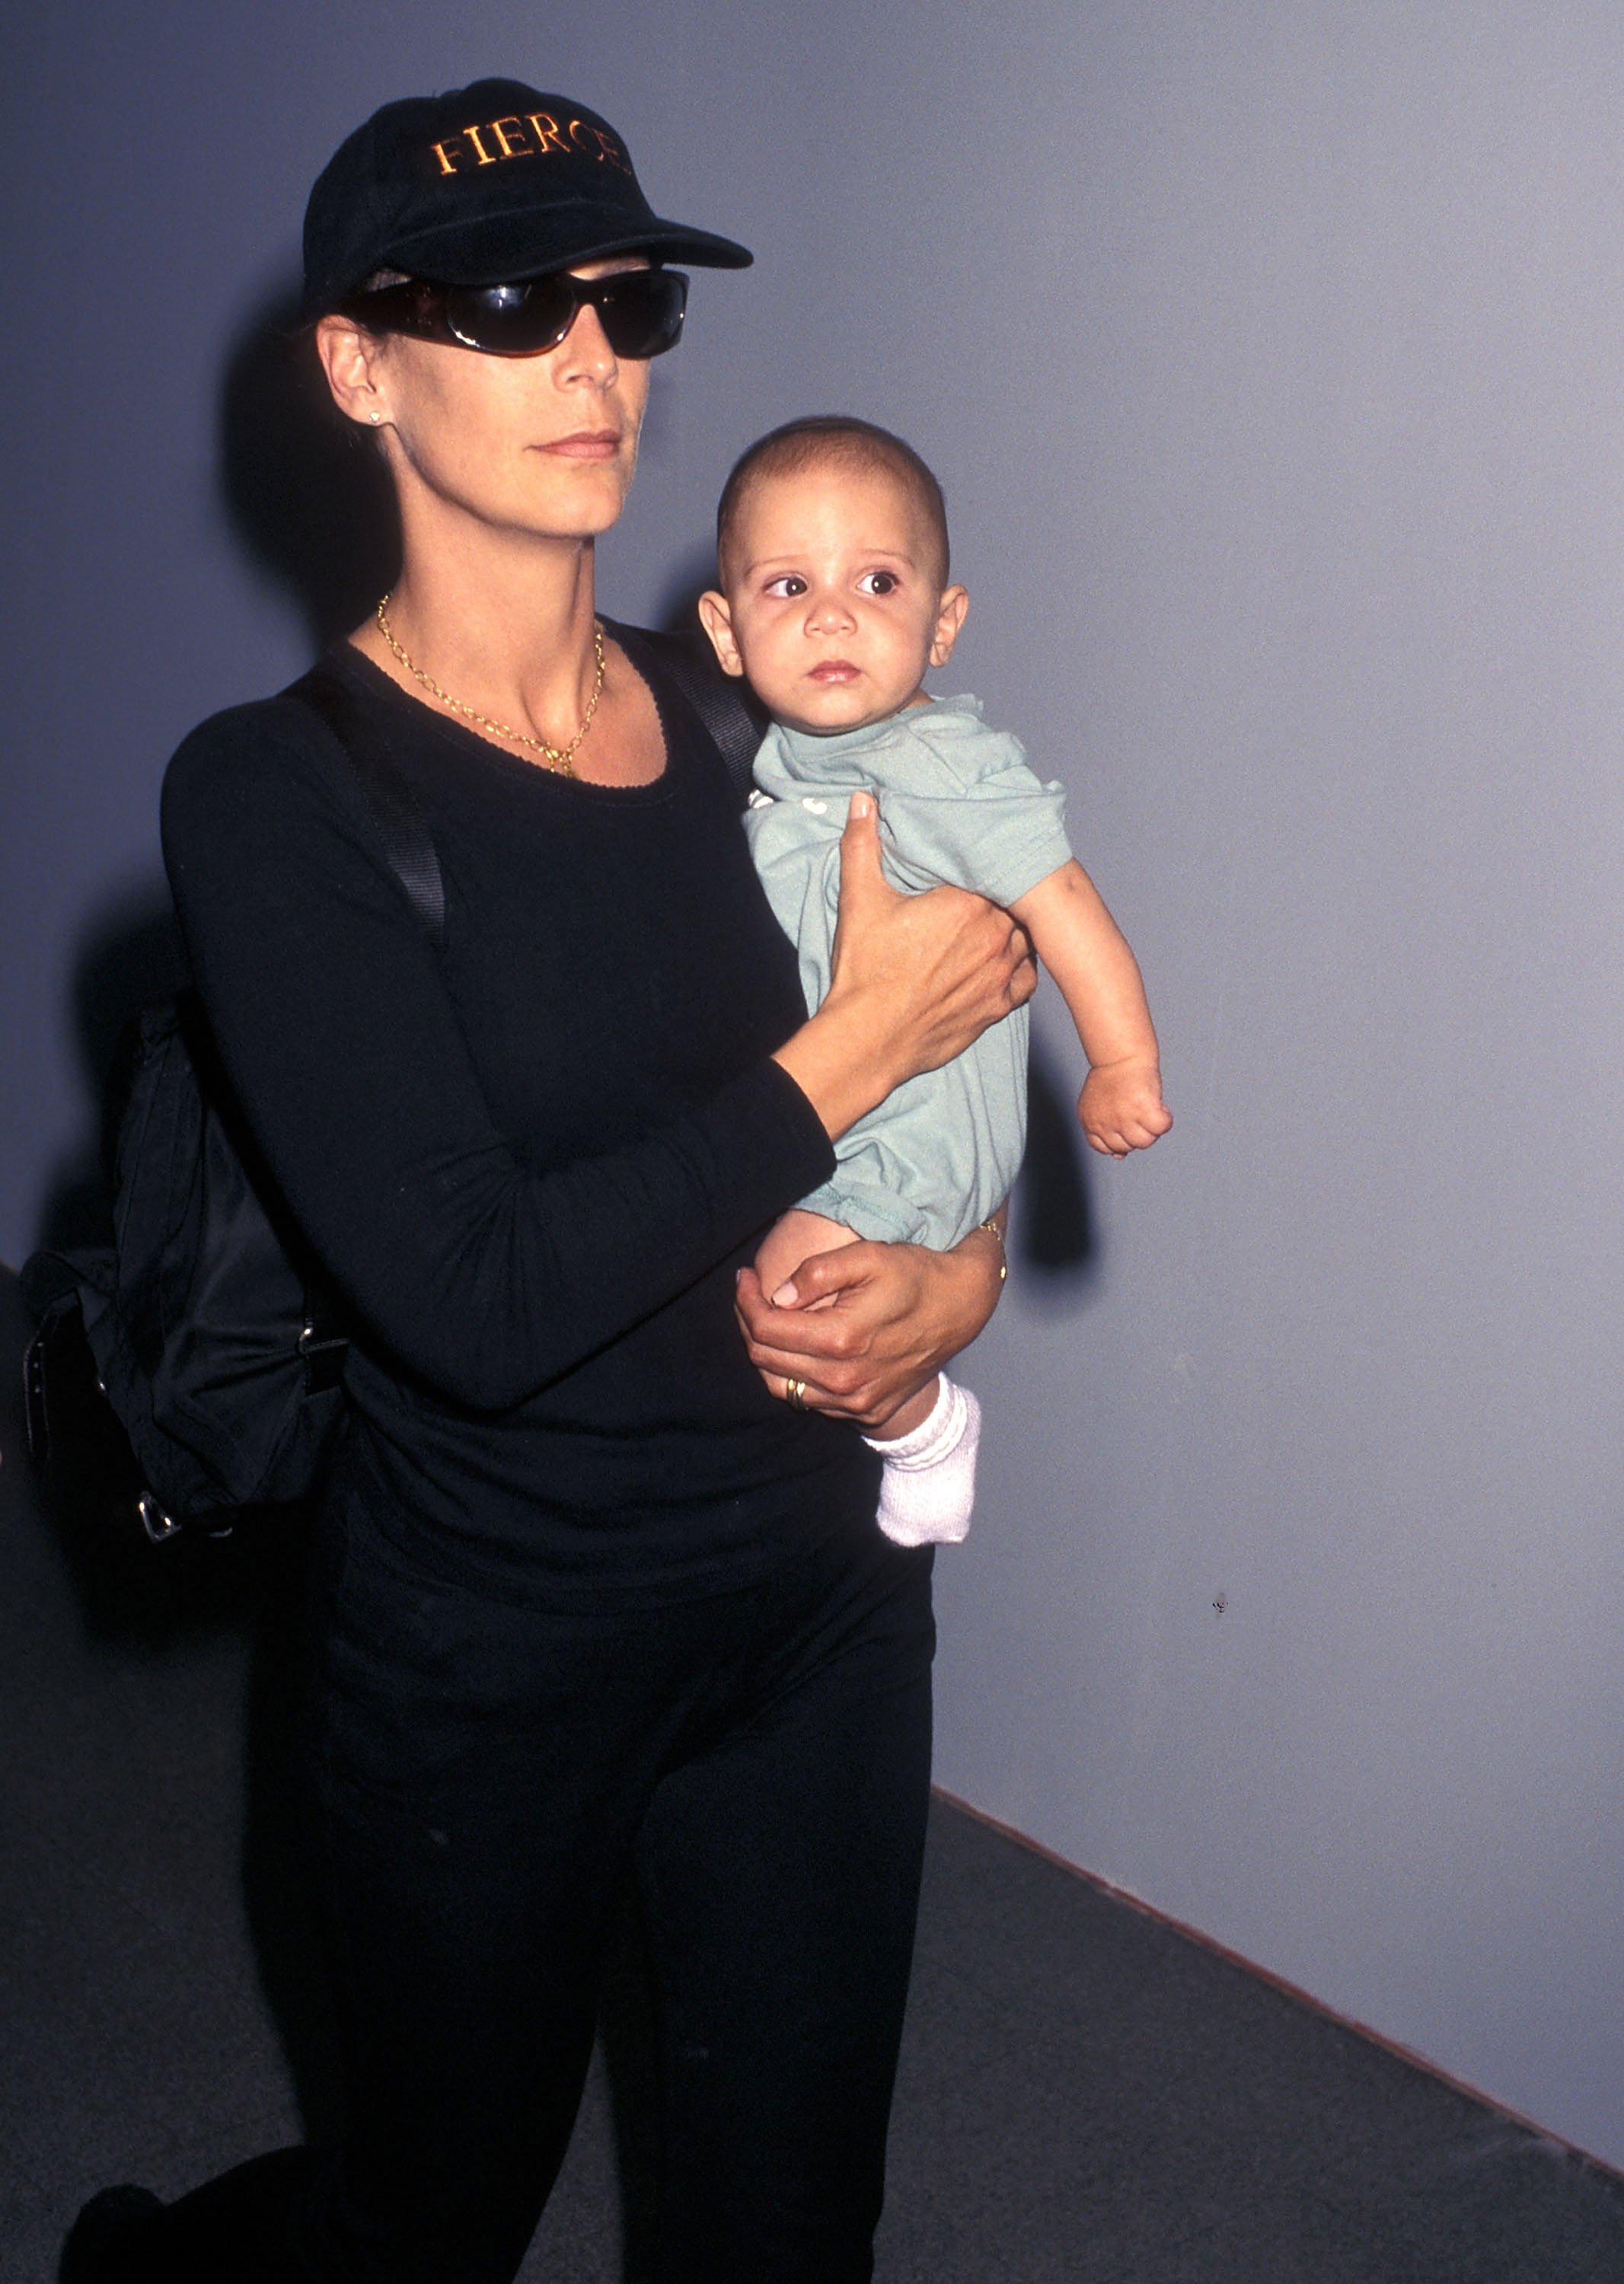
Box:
[369,410,384,426]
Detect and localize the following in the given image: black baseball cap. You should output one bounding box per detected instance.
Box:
[302,78,751,318]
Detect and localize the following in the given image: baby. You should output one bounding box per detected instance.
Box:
[699,416,1170,1546]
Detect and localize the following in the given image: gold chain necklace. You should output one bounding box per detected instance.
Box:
[375,596,606,777]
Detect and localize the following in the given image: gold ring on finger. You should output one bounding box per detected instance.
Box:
[784,1377,808,1410]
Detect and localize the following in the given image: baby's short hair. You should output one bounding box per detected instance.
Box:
[716,415,950,589]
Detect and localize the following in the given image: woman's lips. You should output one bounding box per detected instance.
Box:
[540,430,622,459]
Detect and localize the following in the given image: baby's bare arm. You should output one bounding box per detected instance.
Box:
[1008,861,1173,1158]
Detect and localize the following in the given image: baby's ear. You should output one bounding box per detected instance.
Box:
[930,583,970,669]
[697,590,745,677]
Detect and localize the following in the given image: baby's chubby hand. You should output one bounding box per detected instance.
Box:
[1078,1060,1173,1160]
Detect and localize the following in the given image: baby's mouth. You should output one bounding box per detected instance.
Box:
[808,660,860,684]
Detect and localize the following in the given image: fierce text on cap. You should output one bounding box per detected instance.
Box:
[428,113,633,179]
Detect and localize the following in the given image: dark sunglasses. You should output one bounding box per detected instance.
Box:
[342,266,688,359]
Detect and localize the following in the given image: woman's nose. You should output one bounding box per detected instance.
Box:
[554,302,619,384]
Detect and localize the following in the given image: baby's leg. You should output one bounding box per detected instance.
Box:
[754,1209,860,1309]
[755,1211,937,1437]
[753,1210,982,1546]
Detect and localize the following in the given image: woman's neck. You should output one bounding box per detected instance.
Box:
[350,516,604,751]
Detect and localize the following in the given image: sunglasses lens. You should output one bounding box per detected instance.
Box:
[442,279,577,353]
[594,270,688,359]
[423,270,688,358]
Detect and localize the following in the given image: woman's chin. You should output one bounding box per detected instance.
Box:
[510,461,636,541]
[512,501,629,547]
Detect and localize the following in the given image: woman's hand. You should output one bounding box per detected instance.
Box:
[771,794,1035,1144]
[734,1219,1007,1430]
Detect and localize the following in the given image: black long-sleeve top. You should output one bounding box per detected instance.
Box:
[160,641,879,1604]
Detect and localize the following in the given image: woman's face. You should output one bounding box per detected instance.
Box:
[324,256,653,544]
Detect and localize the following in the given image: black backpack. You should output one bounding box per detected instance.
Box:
[21,628,765,1542]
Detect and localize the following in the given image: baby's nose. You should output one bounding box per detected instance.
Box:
[806,589,857,631]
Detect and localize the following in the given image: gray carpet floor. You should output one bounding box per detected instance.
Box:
[4,1267,1623,2283]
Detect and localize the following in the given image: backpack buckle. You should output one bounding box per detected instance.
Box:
[136,1492,183,1545]
[298,1318,349,1397]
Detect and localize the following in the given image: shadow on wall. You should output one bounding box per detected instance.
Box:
[1013,1038,1098,1299]
[34,290,399,1256]
[34,882,189,1254]
[651,543,723,637]
[219,285,404,646]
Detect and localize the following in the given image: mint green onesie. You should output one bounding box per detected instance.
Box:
[745,694,1074,1249]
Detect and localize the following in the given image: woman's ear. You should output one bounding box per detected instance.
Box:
[929,584,969,669]
[314,312,391,431]
[697,589,745,677]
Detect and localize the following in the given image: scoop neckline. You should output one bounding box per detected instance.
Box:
[329,631,681,804]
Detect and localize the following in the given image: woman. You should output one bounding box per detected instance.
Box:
[68,78,1032,2284]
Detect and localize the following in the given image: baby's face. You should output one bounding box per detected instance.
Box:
[701,461,966,735]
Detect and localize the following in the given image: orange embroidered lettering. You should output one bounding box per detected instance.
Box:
[490,116,531,158]
[589,128,630,174]
[429,136,464,176]
[462,123,497,165]
[526,111,570,155]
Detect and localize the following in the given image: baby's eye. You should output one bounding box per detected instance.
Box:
[764,575,808,598]
[858,570,901,596]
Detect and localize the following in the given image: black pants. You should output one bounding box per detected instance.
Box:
[136,1505,936,2284]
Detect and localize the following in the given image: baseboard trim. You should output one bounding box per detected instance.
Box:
[930,1782,1624,2189]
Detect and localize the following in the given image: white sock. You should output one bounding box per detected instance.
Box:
[864,1374,981,1548]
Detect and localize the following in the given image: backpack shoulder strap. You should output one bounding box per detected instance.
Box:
[288,662,446,946]
[607,620,768,812]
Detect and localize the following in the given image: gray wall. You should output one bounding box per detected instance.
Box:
[8,0,1624,2167]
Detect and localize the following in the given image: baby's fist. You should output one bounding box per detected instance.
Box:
[1078,1061,1173,1159]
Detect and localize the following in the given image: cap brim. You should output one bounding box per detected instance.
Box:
[379,209,752,287]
